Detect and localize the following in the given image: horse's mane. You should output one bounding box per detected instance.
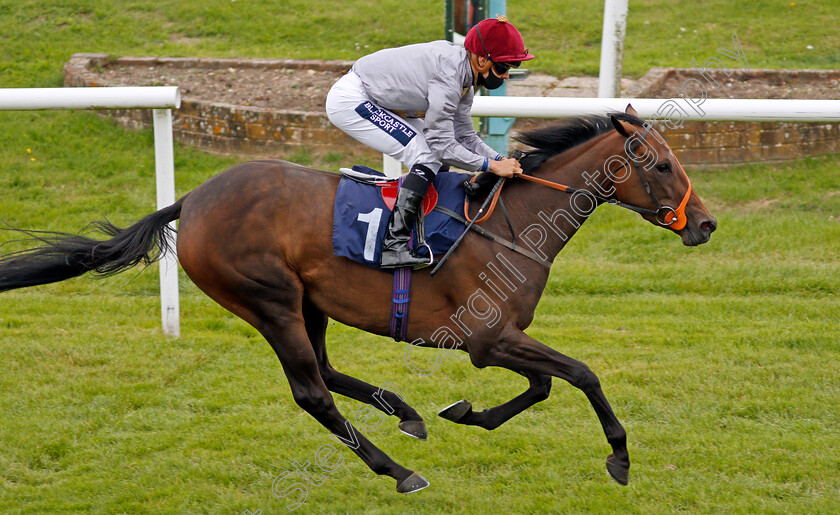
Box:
[514,112,645,174]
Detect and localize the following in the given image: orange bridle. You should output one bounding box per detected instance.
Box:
[464,125,693,230]
[623,125,692,230]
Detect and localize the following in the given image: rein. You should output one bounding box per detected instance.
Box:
[464,126,693,230]
[438,124,694,275]
[517,171,692,229]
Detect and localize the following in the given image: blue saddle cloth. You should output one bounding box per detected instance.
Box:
[333,167,468,269]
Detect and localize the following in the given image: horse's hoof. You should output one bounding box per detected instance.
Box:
[399,420,428,440]
[606,454,630,486]
[396,472,430,494]
[438,400,472,422]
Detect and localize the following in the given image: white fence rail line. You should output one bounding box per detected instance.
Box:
[9,89,835,334]
[470,96,840,122]
[1,86,181,337]
[384,96,840,175]
[0,86,180,110]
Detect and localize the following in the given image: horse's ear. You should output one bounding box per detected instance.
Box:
[625,103,639,117]
[611,115,632,138]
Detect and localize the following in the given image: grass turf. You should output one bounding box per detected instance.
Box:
[1,113,838,513]
[1,1,839,513]
[0,0,838,85]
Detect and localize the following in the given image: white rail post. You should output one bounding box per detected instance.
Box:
[383,154,402,177]
[153,108,180,337]
[0,86,182,337]
[598,0,629,98]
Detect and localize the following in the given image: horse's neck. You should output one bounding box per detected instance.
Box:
[502,132,616,262]
[459,133,617,324]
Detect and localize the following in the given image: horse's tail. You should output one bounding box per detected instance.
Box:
[0,198,184,293]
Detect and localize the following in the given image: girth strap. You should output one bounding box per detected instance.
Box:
[433,205,552,269]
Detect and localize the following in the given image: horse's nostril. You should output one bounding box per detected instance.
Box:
[700,220,717,234]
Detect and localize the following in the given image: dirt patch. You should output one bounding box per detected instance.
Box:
[646,69,840,99]
[93,61,840,114]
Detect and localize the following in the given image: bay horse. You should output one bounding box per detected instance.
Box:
[0,105,716,493]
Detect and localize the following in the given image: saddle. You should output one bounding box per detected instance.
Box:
[340,166,441,215]
[332,166,469,269]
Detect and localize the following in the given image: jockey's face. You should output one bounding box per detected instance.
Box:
[477,56,511,80]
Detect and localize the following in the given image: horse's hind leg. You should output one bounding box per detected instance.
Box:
[438,372,552,430]
[302,298,427,440]
[259,311,429,493]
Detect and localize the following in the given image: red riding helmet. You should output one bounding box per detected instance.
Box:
[464,15,534,64]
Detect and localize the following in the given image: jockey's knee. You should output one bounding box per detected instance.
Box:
[401,165,436,195]
[408,163,437,182]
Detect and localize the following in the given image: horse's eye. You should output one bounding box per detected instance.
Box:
[657,163,672,174]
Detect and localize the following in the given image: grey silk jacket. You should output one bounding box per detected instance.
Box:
[351,40,501,171]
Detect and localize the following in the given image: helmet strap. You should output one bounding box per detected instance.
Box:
[468,53,493,86]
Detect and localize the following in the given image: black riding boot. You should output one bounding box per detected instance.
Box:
[380,169,433,269]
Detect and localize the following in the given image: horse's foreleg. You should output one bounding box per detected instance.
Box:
[471,329,630,485]
[438,372,551,430]
[302,298,427,440]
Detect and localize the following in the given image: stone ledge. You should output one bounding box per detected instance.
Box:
[515,66,840,166]
[632,67,840,166]
[64,54,839,166]
[63,53,371,159]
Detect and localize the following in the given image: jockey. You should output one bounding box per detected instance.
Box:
[326,16,534,269]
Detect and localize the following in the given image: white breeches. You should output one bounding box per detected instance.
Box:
[326,71,441,173]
